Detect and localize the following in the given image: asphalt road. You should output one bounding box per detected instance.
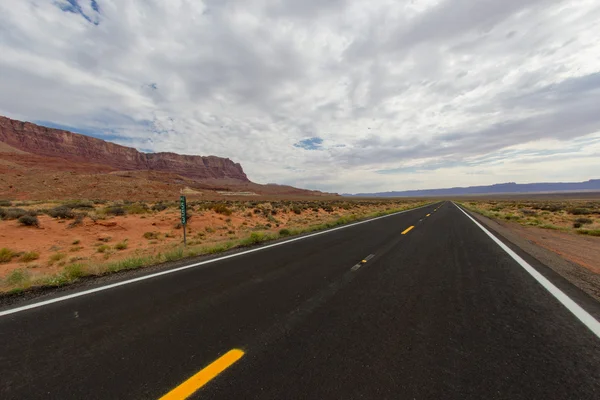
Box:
[1,201,600,399]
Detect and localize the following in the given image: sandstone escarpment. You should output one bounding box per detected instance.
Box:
[0,116,249,182]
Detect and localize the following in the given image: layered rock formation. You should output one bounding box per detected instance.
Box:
[0,116,249,182]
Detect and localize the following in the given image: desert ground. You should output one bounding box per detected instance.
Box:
[0,198,427,293]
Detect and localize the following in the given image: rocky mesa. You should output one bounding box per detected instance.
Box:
[0,116,249,182]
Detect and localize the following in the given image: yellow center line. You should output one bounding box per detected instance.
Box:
[159,349,245,400]
[402,226,414,235]
[426,214,431,217]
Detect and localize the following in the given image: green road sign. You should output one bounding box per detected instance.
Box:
[180,196,187,225]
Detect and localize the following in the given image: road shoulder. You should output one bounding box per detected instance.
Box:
[462,206,600,304]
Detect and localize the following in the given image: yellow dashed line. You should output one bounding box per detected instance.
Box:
[402,226,414,235]
[159,349,244,400]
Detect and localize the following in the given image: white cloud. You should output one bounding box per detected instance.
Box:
[0,0,599,193]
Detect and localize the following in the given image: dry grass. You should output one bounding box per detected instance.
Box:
[459,199,600,234]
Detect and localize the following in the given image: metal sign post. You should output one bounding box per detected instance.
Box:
[180,195,187,247]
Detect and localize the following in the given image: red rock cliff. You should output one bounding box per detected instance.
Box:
[0,116,249,182]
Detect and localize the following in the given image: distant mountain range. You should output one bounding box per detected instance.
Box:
[345,180,600,197]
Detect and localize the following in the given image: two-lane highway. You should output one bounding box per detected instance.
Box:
[1,202,599,399]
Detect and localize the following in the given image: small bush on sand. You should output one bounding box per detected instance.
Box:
[115,241,128,250]
[19,252,39,262]
[6,269,29,286]
[577,229,600,237]
[105,206,126,216]
[212,204,233,215]
[48,206,75,219]
[151,202,168,212]
[575,217,593,225]
[240,232,274,246]
[64,201,94,210]
[96,245,110,253]
[68,214,86,228]
[0,200,12,207]
[48,252,67,265]
[569,208,591,215]
[18,215,39,227]
[0,248,17,263]
[72,240,80,245]
[1,208,31,220]
[64,263,85,280]
[279,228,291,236]
[125,203,149,215]
[143,231,160,240]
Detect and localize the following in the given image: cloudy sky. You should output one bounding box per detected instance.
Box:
[1,0,599,193]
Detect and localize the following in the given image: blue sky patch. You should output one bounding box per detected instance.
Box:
[55,0,100,25]
[294,137,323,150]
[34,120,121,141]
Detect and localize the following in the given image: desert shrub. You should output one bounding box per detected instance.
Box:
[6,269,29,285]
[0,200,12,207]
[1,208,30,220]
[323,205,334,213]
[0,248,17,263]
[18,215,39,227]
[253,208,261,214]
[542,204,564,212]
[152,202,168,212]
[577,229,600,237]
[241,232,270,246]
[105,206,126,216]
[97,236,111,242]
[573,222,582,228]
[115,241,128,250]
[64,263,85,280]
[279,228,291,236]
[212,204,232,215]
[125,203,149,214]
[143,231,160,240]
[19,251,39,262]
[569,208,591,215]
[48,206,75,219]
[72,240,80,245]
[48,252,67,264]
[68,214,85,228]
[64,201,94,209]
[575,217,593,225]
[292,206,302,215]
[520,209,537,216]
[96,245,110,253]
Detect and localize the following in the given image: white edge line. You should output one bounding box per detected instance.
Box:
[365,254,375,261]
[453,202,600,339]
[351,264,361,272]
[0,202,437,317]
